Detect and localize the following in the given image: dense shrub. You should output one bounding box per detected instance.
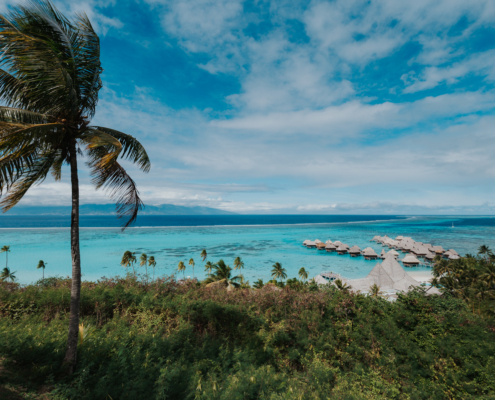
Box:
[0,277,494,399]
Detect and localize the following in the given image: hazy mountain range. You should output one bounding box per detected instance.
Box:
[4,204,235,216]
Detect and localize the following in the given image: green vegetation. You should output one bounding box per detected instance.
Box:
[0,271,494,399]
[37,260,47,285]
[431,248,495,317]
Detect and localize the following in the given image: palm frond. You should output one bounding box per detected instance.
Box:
[0,150,57,211]
[72,13,101,118]
[87,146,143,228]
[91,126,150,172]
[0,107,50,125]
[0,3,79,115]
[79,128,122,170]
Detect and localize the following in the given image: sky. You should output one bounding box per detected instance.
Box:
[4,0,495,214]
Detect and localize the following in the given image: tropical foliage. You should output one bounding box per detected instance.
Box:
[431,250,495,316]
[233,256,244,270]
[148,256,156,281]
[0,276,494,398]
[0,266,15,282]
[121,251,136,276]
[36,260,46,284]
[177,261,186,278]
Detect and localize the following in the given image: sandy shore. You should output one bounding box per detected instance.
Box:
[406,270,434,283]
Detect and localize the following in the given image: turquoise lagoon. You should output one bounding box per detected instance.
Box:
[2,215,495,285]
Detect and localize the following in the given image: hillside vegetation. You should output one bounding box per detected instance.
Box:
[1,273,495,399]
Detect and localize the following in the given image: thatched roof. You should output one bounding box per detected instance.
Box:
[349,245,361,254]
[336,245,348,252]
[303,240,310,245]
[402,254,420,264]
[387,249,400,257]
[425,252,435,260]
[449,254,460,260]
[315,239,322,244]
[325,243,337,249]
[395,236,404,240]
[325,240,333,244]
[334,241,342,246]
[346,254,420,293]
[362,247,378,256]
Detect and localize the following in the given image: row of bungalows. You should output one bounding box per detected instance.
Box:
[303,240,382,261]
[371,235,461,265]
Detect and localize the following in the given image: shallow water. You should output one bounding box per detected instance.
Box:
[1,215,494,284]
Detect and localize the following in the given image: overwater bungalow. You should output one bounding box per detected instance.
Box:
[402,254,420,266]
[325,243,337,252]
[315,239,322,244]
[349,245,362,257]
[425,251,435,261]
[334,240,343,246]
[380,249,386,259]
[362,247,378,259]
[306,241,317,249]
[303,240,310,246]
[371,236,381,242]
[387,249,400,259]
[336,245,349,255]
[412,246,428,257]
[395,235,404,241]
[432,246,445,254]
[325,240,333,244]
[449,254,460,260]
[316,242,326,250]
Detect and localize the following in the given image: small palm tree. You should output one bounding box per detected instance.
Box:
[0,246,10,268]
[37,260,46,285]
[121,251,136,276]
[148,256,157,281]
[298,267,308,282]
[334,279,351,293]
[369,283,382,298]
[189,258,195,279]
[253,278,264,289]
[200,249,207,262]
[478,245,493,261]
[0,267,16,282]
[178,261,186,279]
[205,260,241,291]
[140,253,148,281]
[204,261,213,277]
[271,262,287,284]
[233,256,244,270]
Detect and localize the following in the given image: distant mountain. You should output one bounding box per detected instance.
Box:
[5,204,236,216]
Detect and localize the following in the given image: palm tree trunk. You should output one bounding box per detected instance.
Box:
[63,141,81,374]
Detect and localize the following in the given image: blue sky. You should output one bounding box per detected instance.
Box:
[6,0,495,214]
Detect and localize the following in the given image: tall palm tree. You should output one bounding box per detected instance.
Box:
[298,267,308,282]
[233,256,244,270]
[121,251,136,276]
[140,253,148,282]
[0,246,10,269]
[204,261,213,277]
[189,258,195,279]
[0,1,150,371]
[200,249,207,262]
[205,259,241,291]
[0,266,16,282]
[37,259,46,285]
[178,261,186,279]
[271,262,287,284]
[148,256,156,281]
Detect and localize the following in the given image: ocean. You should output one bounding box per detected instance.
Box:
[2,215,494,285]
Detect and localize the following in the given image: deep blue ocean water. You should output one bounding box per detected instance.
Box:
[1,215,494,285]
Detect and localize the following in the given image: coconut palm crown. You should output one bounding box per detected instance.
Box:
[271,262,287,282]
[148,256,156,281]
[0,245,10,268]
[0,1,150,372]
[205,259,241,291]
